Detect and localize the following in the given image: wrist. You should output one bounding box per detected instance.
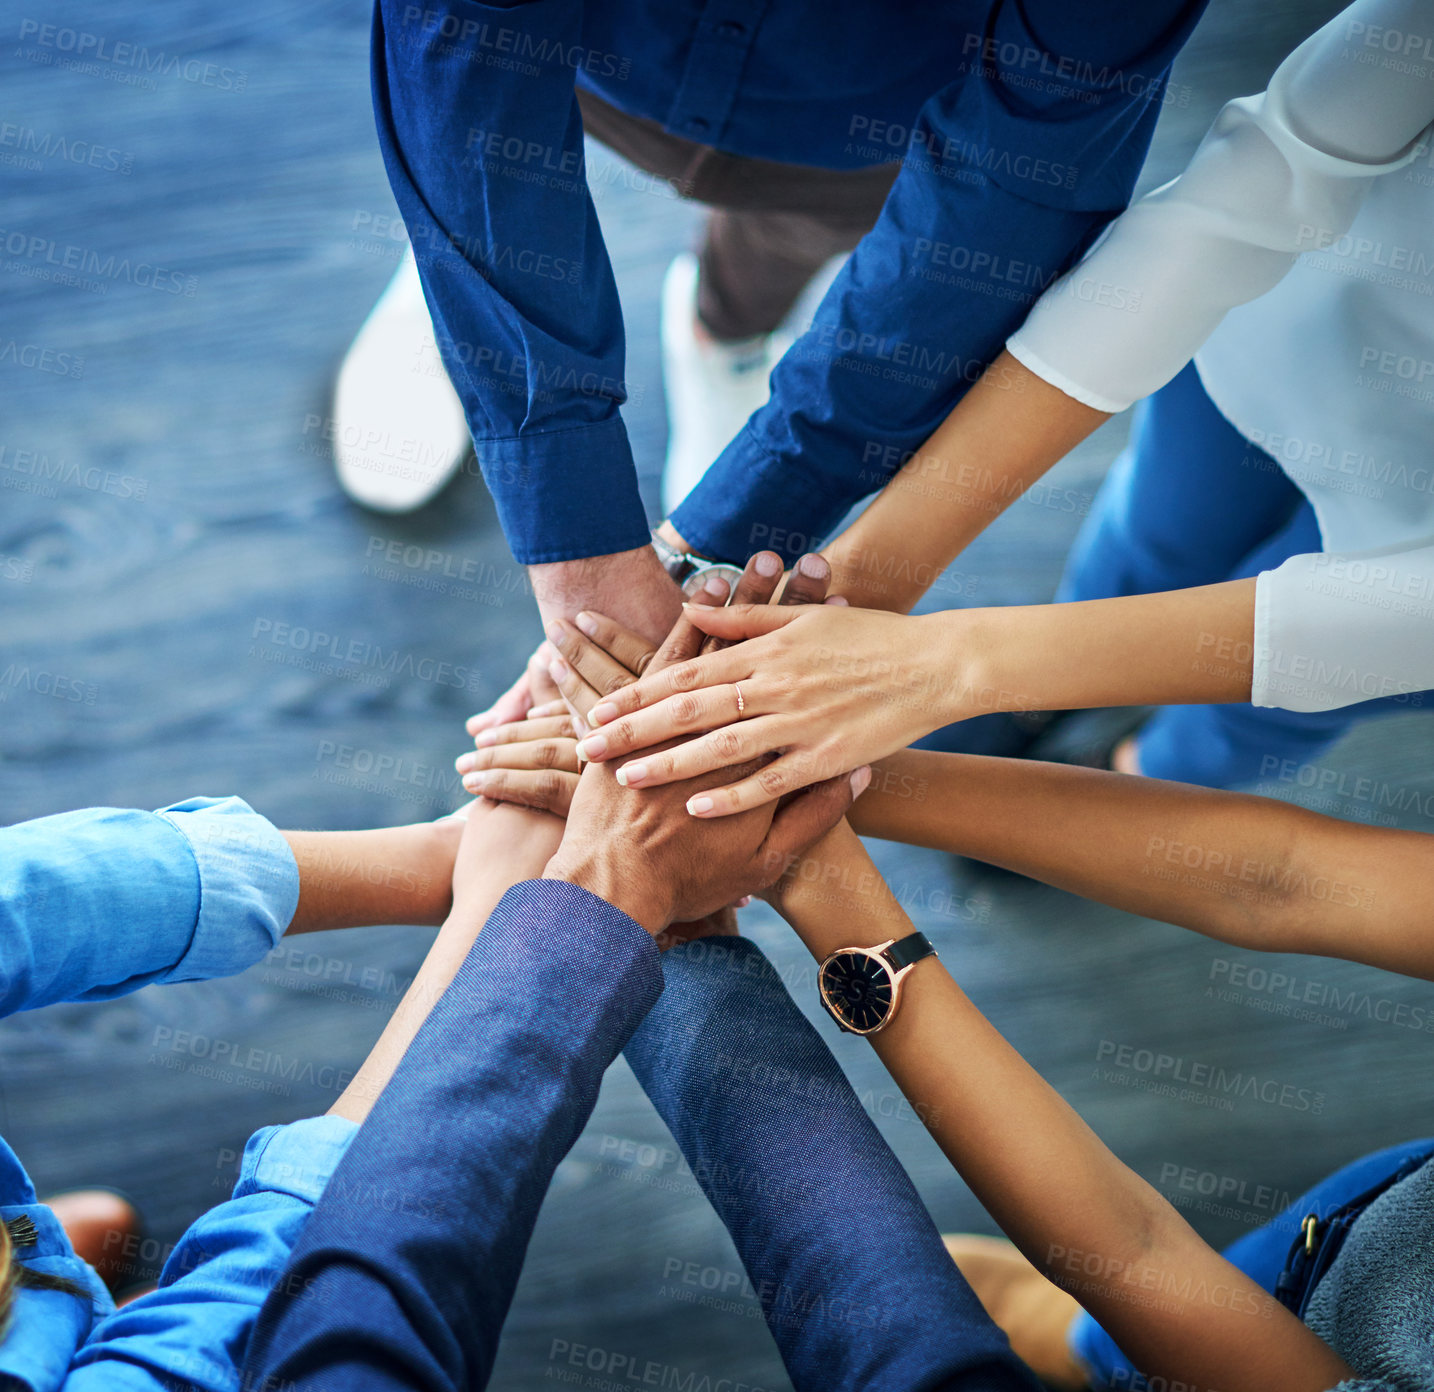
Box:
[529,545,679,636]
[541,851,672,939]
[932,608,1010,722]
[655,519,699,556]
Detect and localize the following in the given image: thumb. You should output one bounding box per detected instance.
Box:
[681,602,804,641]
[755,766,872,887]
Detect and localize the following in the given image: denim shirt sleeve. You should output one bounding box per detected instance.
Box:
[670,1,1209,564]
[0,796,299,1017]
[63,1116,359,1392]
[240,880,662,1392]
[623,936,1035,1391]
[372,0,650,565]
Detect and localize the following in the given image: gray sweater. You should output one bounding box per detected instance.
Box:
[1307,1157,1434,1391]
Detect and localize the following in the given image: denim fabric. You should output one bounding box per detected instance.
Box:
[1058,362,1426,787]
[1071,1139,1434,1390]
[0,796,302,1390]
[624,935,1036,1391]
[66,1117,360,1392]
[240,880,664,1391]
[373,0,1205,564]
[0,797,299,1015]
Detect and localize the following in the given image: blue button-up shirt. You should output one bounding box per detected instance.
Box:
[373,0,1206,564]
[0,797,359,1392]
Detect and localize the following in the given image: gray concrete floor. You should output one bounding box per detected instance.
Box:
[3,0,1432,1386]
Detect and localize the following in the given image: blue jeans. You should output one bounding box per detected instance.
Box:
[1059,362,1422,787]
[1070,1138,1434,1387]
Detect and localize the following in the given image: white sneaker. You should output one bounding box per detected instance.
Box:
[332,248,472,513]
[660,252,780,516]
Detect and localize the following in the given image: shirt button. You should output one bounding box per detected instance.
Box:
[685,116,711,135]
[715,19,747,37]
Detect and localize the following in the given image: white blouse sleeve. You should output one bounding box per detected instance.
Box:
[1254,541,1434,711]
[1006,0,1434,414]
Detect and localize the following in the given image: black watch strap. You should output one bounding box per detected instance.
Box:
[884,931,936,972]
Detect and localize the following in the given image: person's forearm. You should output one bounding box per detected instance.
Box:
[329,807,562,1124]
[243,881,662,1392]
[926,578,1256,721]
[280,823,461,934]
[821,352,1108,612]
[852,749,1432,977]
[772,826,1354,1392]
[623,937,1031,1391]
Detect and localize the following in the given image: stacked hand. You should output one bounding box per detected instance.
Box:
[457,552,869,938]
[558,602,959,817]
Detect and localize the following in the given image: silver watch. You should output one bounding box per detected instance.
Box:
[651,529,745,600]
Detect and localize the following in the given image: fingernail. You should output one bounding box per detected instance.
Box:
[687,795,715,816]
[574,611,598,637]
[735,895,752,908]
[754,551,780,577]
[474,729,497,747]
[590,702,618,725]
[548,657,570,683]
[797,553,827,578]
[577,733,608,759]
[702,574,728,596]
[826,595,849,607]
[455,753,477,773]
[615,761,647,787]
[850,766,872,797]
[545,621,565,644]
[462,772,489,792]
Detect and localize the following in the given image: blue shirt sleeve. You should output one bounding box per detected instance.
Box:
[371,0,650,565]
[63,1116,359,1392]
[0,797,300,1018]
[239,879,662,1391]
[623,936,1035,1391]
[671,1,1209,564]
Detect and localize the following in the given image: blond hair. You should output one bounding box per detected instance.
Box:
[0,1216,91,1344]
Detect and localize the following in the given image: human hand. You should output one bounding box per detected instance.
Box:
[449,796,564,920]
[465,543,683,737]
[570,602,963,817]
[455,551,841,815]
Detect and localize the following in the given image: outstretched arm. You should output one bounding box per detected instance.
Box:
[768,823,1356,1392]
[850,748,1434,980]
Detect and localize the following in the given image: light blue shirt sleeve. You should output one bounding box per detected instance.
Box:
[64,1115,358,1392]
[0,796,300,1016]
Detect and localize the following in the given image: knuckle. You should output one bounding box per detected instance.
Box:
[710,728,744,761]
[671,693,703,724]
[601,672,631,696]
[757,766,791,796]
[670,661,703,693]
[610,717,640,750]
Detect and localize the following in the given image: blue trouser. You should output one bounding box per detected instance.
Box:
[1059,362,1421,787]
[1070,1137,1434,1387]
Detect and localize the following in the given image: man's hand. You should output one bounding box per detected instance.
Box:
[542,750,865,937]
[466,543,683,736]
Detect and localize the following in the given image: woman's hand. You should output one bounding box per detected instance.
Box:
[570,603,963,817]
[456,550,839,814]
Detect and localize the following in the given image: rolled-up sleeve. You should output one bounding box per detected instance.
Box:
[1253,541,1434,711]
[65,1116,359,1392]
[1007,0,1434,415]
[671,0,1207,564]
[0,796,299,1016]
[371,0,649,564]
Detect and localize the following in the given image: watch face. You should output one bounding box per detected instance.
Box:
[679,562,745,600]
[819,951,895,1034]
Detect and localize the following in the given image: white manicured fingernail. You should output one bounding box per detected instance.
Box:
[591,702,618,725]
[687,795,715,816]
[474,729,497,747]
[850,766,872,797]
[548,657,570,683]
[462,772,489,792]
[616,762,647,787]
[577,733,607,759]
